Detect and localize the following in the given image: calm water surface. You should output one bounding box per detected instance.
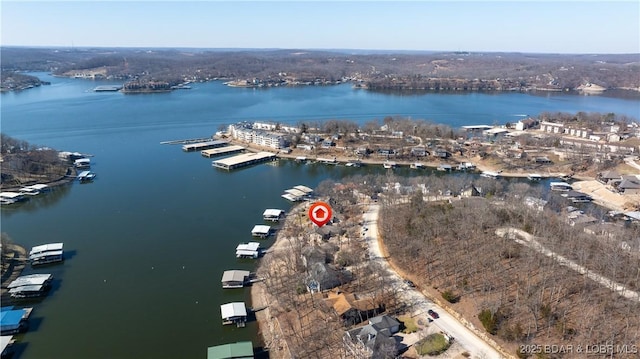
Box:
[1,74,639,359]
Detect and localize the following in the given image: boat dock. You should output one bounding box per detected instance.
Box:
[201,145,245,158]
[182,140,228,152]
[212,152,276,170]
[160,137,213,145]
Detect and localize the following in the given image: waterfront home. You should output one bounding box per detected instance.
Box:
[207,341,254,359]
[251,225,271,238]
[0,307,33,335]
[345,315,401,357]
[221,270,251,289]
[262,209,285,222]
[29,243,64,266]
[324,289,383,326]
[235,242,262,259]
[220,302,248,327]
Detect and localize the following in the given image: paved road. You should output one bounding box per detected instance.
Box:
[362,204,506,359]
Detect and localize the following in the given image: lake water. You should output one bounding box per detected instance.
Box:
[1,74,639,359]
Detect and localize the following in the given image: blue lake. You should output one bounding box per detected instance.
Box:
[1,74,639,358]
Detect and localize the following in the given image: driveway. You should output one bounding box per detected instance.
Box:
[362,204,506,359]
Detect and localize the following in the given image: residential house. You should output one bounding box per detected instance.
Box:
[616,176,640,194]
[345,315,401,358]
[324,289,383,326]
[598,170,621,184]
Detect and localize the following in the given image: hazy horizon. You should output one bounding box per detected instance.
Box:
[2,1,639,55]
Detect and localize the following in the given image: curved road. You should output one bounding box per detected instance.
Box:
[362,203,506,359]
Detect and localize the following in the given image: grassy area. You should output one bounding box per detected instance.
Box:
[415,333,451,356]
[398,315,419,333]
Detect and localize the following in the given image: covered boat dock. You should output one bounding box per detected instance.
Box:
[201,145,245,158]
[221,270,251,289]
[182,140,228,152]
[262,209,285,222]
[220,302,248,327]
[212,152,276,170]
[236,242,261,259]
[251,225,271,238]
[207,341,254,359]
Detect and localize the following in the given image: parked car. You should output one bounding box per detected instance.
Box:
[428,309,439,319]
[404,280,416,288]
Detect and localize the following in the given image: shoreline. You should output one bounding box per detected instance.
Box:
[250,203,308,359]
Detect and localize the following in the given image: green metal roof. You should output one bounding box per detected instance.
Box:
[207,341,254,359]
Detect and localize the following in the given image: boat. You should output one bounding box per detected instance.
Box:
[345,160,362,167]
[457,162,476,171]
[383,161,396,169]
[410,162,425,169]
[527,173,542,181]
[77,171,97,182]
[480,171,501,179]
[550,181,573,191]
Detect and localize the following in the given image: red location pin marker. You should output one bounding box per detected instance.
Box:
[308,201,332,227]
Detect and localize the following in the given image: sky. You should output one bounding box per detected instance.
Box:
[1,1,639,54]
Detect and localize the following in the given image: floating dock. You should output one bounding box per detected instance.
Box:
[212,152,276,170]
[182,140,228,152]
[201,145,245,158]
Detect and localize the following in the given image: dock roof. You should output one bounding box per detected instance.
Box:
[221,270,251,283]
[212,152,276,169]
[285,188,306,197]
[207,341,254,359]
[220,302,247,319]
[8,274,52,288]
[262,209,284,217]
[236,242,260,251]
[201,145,245,157]
[0,309,27,330]
[182,140,227,151]
[29,243,63,256]
[293,185,313,193]
[251,225,271,235]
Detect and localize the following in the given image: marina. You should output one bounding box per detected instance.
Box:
[212,152,276,170]
[93,85,122,92]
[182,140,228,152]
[201,145,245,158]
[2,72,638,359]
